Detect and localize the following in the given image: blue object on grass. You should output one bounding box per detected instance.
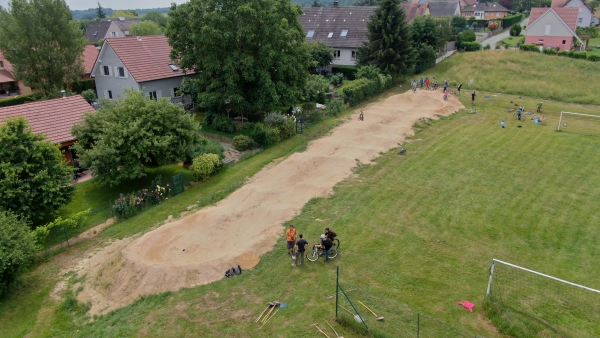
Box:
[484,95,491,98]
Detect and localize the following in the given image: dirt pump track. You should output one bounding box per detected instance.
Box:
[75,90,464,316]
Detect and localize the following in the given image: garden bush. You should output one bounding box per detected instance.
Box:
[305,74,329,104]
[510,23,522,37]
[190,153,223,181]
[331,65,357,80]
[232,135,254,151]
[343,73,393,106]
[520,44,541,52]
[71,78,95,94]
[570,51,588,59]
[264,111,287,126]
[0,91,42,107]
[308,109,323,124]
[81,89,97,103]
[110,176,172,219]
[543,48,558,55]
[484,44,491,50]
[462,41,482,52]
[587,54,600,62]
[186,138,224,163]
[558,50,573,57]
[329,73,344,86]
[209,113,236,134]
[325,99,344,117]
[302,102,316,112]
[250,123,281,148]
[278,118,296,140]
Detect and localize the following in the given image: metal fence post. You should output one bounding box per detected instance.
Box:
[336,265,339,318]
[417,312,420,338]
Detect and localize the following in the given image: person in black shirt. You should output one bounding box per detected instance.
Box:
[316,234,333,262]
[457,83,463,95]
[471,91,476,104]
[293,234,308,266]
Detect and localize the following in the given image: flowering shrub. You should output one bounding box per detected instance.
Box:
[111,176,172,220]
[488,22,499,30]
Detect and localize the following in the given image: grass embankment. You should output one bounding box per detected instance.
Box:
[427,50,600,105]
[498,35,524,47]
[4,52,600,337]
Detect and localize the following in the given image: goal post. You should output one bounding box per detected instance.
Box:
[485,259,600,337]
[557,111,600,133]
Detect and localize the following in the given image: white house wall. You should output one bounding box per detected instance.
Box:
[564,0,592,27]
[104,21,126,39]
[331,48,357,66]
[93,43,139,100]
[527,11,574,37]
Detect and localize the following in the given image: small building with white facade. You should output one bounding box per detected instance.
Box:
[91,35,195,104]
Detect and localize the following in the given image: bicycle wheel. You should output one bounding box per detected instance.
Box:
[333,239,340,249]
[513,113,520,120]
[328,248,339,259]
[306,249,320,262]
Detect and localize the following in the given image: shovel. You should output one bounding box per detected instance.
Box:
[339,304,364,323]
[358,300,384,321]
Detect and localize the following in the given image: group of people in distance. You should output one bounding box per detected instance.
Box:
[286,224,337,266]
[411,77,457,102]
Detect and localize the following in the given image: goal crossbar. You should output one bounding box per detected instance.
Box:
[557,111,600,131]
[487,259,600,295]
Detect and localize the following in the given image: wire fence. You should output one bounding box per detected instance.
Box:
[334,267,483,338]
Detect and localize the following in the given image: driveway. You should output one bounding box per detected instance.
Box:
[480,19,528,49]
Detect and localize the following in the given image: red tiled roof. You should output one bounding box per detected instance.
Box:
[551,0,570,7]
[401,3,429,23]
[529,7,579,32]
[83,45,99,75]
[0,95,94,144]
[0,69,15,83]
[105,35,191,83]
[0,51,14,75]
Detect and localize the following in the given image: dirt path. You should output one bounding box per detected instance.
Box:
[76,90,464,315]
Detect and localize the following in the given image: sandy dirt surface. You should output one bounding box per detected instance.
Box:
[76,90,463,316]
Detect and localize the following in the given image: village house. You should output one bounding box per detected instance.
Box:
[429,1,461,18]
[462,2,509,20]
[525,7,581,51]
[551,0,596,27]
[84,17,141,44]
[91,35,195,104]
[0,95,94,165]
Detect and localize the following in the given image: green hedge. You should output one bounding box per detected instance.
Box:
[71,78,96,94]
[462,41,482,52]
[0,92,42,108]
[587,54,600,62]
[502,13,523,28]
[343,73,393,106]
[331,65,357,80]
[519,44,540,52]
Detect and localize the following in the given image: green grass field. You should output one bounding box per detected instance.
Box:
[498,35,525,47]
[2,52,600,337]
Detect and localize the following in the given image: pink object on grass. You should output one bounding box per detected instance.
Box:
[456,301,475,312]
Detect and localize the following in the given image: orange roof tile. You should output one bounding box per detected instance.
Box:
[401,3,429,23]
[529,7,579,32]
[83,45,99,75]
[0,69,15,83]
[105,35,192,83]
[551,0,570,7]
[0,95,94,144]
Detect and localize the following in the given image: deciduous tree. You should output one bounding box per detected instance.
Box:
[356,0,415,75]
[0,210,39,298]
[143,10,167,27]
[166,0,311,114]
[0,118,74,221]
[306,41,334,68]
[129,21,162,36]
[0,0,88,97]
[72,90,202,187]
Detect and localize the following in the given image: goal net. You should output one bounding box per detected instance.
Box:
[557,111,600,136]
[485,259,600,337]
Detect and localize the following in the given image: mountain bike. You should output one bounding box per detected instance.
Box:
[306,244,338,262]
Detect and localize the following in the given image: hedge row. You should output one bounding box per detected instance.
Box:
[502,13,523,28]
[342,73,393,106]
[332,65,357,80]
[520,44,600,62]
[0,91,42,108]
[462,41,482,52]
[71,78,96,94]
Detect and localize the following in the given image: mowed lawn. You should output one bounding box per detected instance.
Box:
[8,90,600,337]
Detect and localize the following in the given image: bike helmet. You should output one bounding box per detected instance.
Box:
[321,234,326,239]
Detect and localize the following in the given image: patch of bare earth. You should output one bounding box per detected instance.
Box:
[76,90,464,315]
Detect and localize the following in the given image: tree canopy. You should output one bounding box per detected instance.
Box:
[0,118,74,221]
[0,0,88,97]
[71,90,202,187]
[0,210,39,298]
[411,16,440,74]
[129,21,162,36]
[110,9,138,18]
[143,11,168,27]
[306,41,334,68]
[96,1,106,19]
[356,0,415,75]
[165,0,311,114]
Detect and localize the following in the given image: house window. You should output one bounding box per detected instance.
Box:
[562,40,566,45]
[172,87,180,97]
[578,18,583,23]
[107,90,113,99]
[149,91,158,100]
[351,51,356,59]
[544,24,551,35]
[306,30,315,38]
[465,12,471,17]
[340,30,348,37]
[496,12,501,17]
[117,67,125,78]
[102,65,110,76]
[333,50,341,58]
[538,39,544,42]
[111,32,117,37]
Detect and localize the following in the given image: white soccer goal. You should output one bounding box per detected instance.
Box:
[485,259,600,337]
[557,111,600,134]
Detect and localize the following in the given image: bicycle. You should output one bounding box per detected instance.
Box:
[513,112,525,120]
[306,244,338,262]
[467,108,480,115]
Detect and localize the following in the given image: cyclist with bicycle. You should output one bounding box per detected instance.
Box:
[411,79,417,92]
[325,227,337,242]
[517,107,522,121]
[315,234,333,262]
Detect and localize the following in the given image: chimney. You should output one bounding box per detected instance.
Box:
[333,1,338,7]
[61,90,66,98]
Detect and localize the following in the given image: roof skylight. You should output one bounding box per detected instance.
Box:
[169,63,179,71]
[327,32,333,38]
[340,30,348,37]
[307,30,315,38]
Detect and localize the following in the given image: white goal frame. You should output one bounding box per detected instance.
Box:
[486,258,600,296]
[557,111,600,131]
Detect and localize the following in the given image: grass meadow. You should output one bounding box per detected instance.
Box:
[2,51,600,337]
